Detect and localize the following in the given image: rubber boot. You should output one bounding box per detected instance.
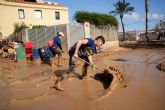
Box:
[54,80,64,91]
[81,65,90,80]
[55,82,64,91]
[53,72,69,91]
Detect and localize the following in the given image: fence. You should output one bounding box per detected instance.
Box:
[27,24,68,50]
[9,24,118,50]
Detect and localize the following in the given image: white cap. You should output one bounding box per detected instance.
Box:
[58,32,64,37]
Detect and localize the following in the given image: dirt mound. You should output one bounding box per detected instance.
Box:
[156,62,165,72]
[89,66,127,101]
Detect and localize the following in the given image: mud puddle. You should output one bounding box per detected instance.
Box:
[1,48,165,110]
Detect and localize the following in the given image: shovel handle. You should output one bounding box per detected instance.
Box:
[75,56,104,72]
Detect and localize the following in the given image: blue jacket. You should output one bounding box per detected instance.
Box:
[69,38,96,56]
[52,36,62,50]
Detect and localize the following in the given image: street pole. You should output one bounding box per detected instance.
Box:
[145,0,149,41]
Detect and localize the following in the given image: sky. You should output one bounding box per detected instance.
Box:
[48,0,165,32]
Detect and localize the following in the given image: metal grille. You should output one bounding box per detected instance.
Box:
[9,24,118,50]
[27,24,68,50]
[69,24,84,47]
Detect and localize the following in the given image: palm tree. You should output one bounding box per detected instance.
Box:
[145,0,149,41]
[110,0,134,40]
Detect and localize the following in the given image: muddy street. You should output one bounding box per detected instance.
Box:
[0,47,165,110]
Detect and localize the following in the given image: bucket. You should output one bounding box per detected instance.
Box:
[16,47,26,61]
[32,48,41,64]
[39,47,52,61]
[25,41,33,58]
[26,48,32,57]
[25,42,33,48]
[44,47,53,58]
[32,48,41,59]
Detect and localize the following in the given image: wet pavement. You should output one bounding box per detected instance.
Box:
[0,47,165,110]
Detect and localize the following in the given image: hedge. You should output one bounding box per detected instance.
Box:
[74,11,118,29]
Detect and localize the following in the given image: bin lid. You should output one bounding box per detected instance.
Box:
[25,42,33,48]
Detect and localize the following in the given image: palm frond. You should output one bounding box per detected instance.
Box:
[109,0,135,40]
[109,10,119,16]
[110,1,134,17]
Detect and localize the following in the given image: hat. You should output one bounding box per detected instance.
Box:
[58,32,64,37]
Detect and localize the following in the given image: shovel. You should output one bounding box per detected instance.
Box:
[75,56,109,74]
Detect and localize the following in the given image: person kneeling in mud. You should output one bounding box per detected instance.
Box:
[53,36,105,91]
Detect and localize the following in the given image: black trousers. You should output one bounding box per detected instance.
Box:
[53,49,90,87]
[68,48,90,73]
[50,47,62,57]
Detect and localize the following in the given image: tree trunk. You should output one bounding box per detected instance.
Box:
[120,16,125,41]
[145,0,149,41]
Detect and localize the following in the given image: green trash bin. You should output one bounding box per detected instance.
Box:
[16,47,26,61]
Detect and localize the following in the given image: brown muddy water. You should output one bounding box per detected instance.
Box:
[0,48,165,110]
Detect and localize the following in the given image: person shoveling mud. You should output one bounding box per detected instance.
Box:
[53,36,105,91]
[49,32,65,69]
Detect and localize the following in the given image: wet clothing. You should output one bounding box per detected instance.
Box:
[69,38,96,56]
[50,36,62,56]
[68,38,96,72]
[53,38,97,89]
[50,47,62,56]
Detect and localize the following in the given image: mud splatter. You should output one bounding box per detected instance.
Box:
[156,62,165,72]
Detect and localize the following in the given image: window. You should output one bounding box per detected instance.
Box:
[24,0,36,2]
[34,10,42,19]
[55,11,60,20]
[18,9,25,19]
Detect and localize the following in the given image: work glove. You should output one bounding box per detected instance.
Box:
[92,64,97,70]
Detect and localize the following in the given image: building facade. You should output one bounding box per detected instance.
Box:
[0,0,69,38]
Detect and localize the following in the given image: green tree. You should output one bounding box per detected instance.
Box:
[74,11,118,28]
[13,22,29,34]
[110,0,134,40]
